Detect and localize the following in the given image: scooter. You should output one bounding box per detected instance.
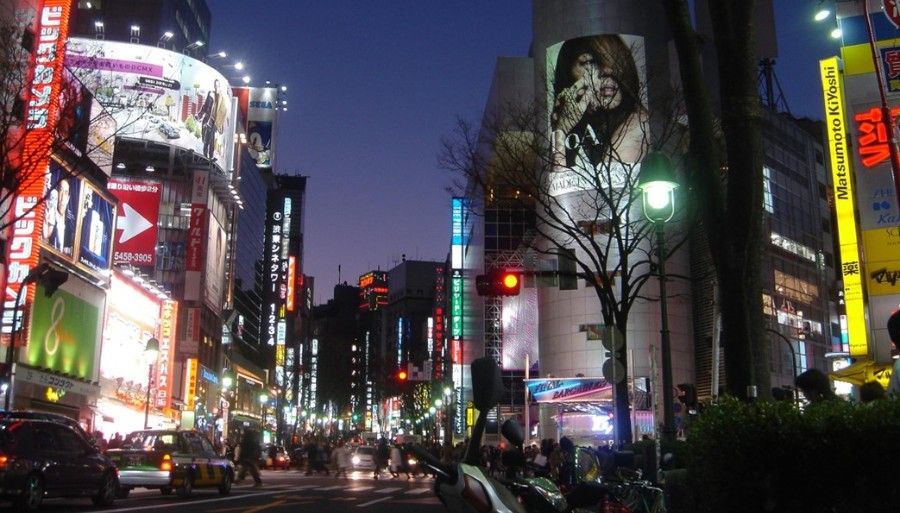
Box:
[410,357,609,513]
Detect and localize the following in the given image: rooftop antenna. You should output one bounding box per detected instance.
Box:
[338,264,341,285]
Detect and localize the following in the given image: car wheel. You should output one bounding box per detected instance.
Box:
[92,472,117,507]
[176,473,193,499]
[115,486,131,499]
[218,470,232,496]
[160,487,173,496]
[14,474,44,512]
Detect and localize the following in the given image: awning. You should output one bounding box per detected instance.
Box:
[829,359,892,388]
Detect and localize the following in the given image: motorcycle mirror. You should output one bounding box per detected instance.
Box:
[470,357,503,412]
[500,419,524,448]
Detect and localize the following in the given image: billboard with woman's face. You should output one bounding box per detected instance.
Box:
[546,34,649,197]
[65,38,235,172]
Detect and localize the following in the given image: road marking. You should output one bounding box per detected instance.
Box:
[99,489,291,513]
[313,485,344,490]
[349,486,373,492]
[375,487,402,494]
[405,488,430,494]
[357,496,391,507]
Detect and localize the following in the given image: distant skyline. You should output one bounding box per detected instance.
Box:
[209,1,840,304]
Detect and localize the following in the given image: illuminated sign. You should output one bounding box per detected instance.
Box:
[3,0,72,336]
[287,256,296,311]
[184,358,198,410]
[451,198,467,268]
[156,300,177,409]
[853,106,900,168]
[184,170,208,302]
[450,270,463,340]
[820,57,868,357]
[526,378,612,403]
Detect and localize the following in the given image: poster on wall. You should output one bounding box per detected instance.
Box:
[26,281,102,381]
[545,34,648,197]
[66,38,234,172]
[184,170,208,301]
[108,179,161,267]
[41,160,82,259]
[203,213,227,314]
[501,287,539,371]
[77,183,116,273]
[233,86,278,168]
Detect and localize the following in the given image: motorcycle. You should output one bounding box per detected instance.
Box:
[410,357,609,513]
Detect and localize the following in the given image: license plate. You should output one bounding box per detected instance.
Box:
[127,455,143,467]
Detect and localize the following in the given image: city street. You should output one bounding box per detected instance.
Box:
[34,470,442,513]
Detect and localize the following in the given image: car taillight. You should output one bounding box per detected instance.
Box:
[0,454,9,469]
[160,454,172,472]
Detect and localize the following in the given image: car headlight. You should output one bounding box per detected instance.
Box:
[352,456,360,465]
[408,458,417,466]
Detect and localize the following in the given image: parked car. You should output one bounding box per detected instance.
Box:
[157,122,181,139]
[351,446,377,470]
[106,430,233,499]
[0,417,118,511]
[260,444,290,470]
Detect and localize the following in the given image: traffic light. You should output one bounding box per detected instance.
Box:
[397,369,408,381]
[476,269,522,296]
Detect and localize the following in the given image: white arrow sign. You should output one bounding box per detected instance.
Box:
[117,203,153,243]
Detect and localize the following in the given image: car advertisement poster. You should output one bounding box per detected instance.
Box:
[66,38,234,172]
[108,179,161,267]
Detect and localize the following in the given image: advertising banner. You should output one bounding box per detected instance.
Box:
[100,273,161,403]
[108,179,161,266]
[182,307,201,355]
[2,0,72,336]
[184,170,208,301]
[525,378,612,403]
[546,34,648,197]
[501,287,539,371]
[863,227,900,296]
[184,358,198,410]
[233,86,278,168]
[203,213,227,314]
[66,38,235,172]
[77,183,115,273]
[26,281,101,381]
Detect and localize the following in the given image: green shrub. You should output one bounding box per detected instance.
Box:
[685,396,900,513]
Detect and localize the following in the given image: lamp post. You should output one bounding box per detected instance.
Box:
[638,151,679,443]
[766,328,800,404]
[143,338,159,429]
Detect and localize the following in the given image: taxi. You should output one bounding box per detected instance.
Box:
[106,430,233,498]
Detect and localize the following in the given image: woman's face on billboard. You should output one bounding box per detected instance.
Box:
[570,51,622,112]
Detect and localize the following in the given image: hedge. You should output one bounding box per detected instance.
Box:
[683,396,900,513]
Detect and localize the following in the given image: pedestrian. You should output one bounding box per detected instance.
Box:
[235,429,263,487]
[886,310,900,395]
[859,381,886,404]
[795,368,836,403]
[374,438,390,479]
[334,441,351,478]
[305,438,318,476]
[389,444,402,478]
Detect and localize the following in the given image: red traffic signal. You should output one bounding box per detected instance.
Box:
[397,370,408,381]
[476,270,522,296]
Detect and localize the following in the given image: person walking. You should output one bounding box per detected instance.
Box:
[389,444,402,478]
[374,438,390,480]
[333,441,351,478]
[235,429,263,487]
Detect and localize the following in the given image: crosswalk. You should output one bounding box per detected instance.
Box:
[228,474,439,508]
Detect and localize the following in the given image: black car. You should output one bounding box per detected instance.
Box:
[0,411,96,447]
[0,418,118,511]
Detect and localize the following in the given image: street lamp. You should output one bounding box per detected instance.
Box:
[766,328,800,404]
[143,338,159,429]
[637,150,679,443]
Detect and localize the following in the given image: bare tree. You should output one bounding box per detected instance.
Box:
[664,0,770,399]
[440,36,688,442]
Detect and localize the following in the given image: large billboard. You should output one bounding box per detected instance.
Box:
[233,87,278,168]
[40,159,116,277]
[204,213,227,314]
[107,179,161,267]
[26,280,103,381]
[66,38,235,172]
[546,34,648,196]
[501,287,539,371]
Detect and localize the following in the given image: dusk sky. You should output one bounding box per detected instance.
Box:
[209,1,841,304]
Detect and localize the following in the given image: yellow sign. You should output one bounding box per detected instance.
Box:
[862,228,900,296]
[820,57,868,357]
[841,40,900,76]
[184,358,198,410]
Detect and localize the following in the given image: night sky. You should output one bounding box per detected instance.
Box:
[208,1,840,304]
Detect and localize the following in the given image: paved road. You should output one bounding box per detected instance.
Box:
[33,470,443,513]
